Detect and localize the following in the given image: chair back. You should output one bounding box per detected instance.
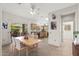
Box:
[31,33,34,38]
[11,37,16,45]
[14,36,24,49]
[14,37,21,49]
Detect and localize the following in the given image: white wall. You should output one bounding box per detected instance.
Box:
[0,8,2,55]
[77,4,79,31]
[48,4,79,46]
[63,22,73,40]
[2,11,34,46]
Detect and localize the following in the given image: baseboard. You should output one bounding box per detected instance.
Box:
[48,41,61,47]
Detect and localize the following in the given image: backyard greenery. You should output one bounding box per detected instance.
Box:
[73,31,79,35]
[73,31,79,38]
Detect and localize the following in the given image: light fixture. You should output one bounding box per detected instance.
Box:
[30,3,39,15]
[30,10,36,15]
[30,11,35,15]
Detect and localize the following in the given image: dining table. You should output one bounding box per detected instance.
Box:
[15,36,42,55]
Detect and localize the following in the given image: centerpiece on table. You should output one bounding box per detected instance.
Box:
[23,32,29,40]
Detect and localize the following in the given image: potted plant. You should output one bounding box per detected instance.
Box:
[73,31,79,45]
[73,31,79,38]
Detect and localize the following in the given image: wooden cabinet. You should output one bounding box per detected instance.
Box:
[39,31,48,38]
[72,43,79,56]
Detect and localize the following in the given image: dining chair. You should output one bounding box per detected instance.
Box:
[11,37,28,56]
[30,33,35,38]
[10,37,16,55]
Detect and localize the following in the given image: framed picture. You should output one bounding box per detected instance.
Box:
[2,22,8,29]
[52,14,56,20]
[64,24,71,31]
[51,21,57,30]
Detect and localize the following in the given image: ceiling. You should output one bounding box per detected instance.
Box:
[0,3,76,19]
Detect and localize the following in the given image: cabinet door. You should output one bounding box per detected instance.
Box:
[48,31,60,46]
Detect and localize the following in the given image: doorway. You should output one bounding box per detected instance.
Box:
[61,13,75,55]
[63,21,73,40]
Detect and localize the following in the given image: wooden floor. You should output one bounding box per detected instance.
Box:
[2,38,73,56]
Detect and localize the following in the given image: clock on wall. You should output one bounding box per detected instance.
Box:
[52,14,56,20]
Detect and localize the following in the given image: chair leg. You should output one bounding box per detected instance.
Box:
[9,44,15,56]
[18,50,21,56]
[12,46,14,55]
[12,45,15,56]
[8,44,12,56]
[26,48,28,56]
